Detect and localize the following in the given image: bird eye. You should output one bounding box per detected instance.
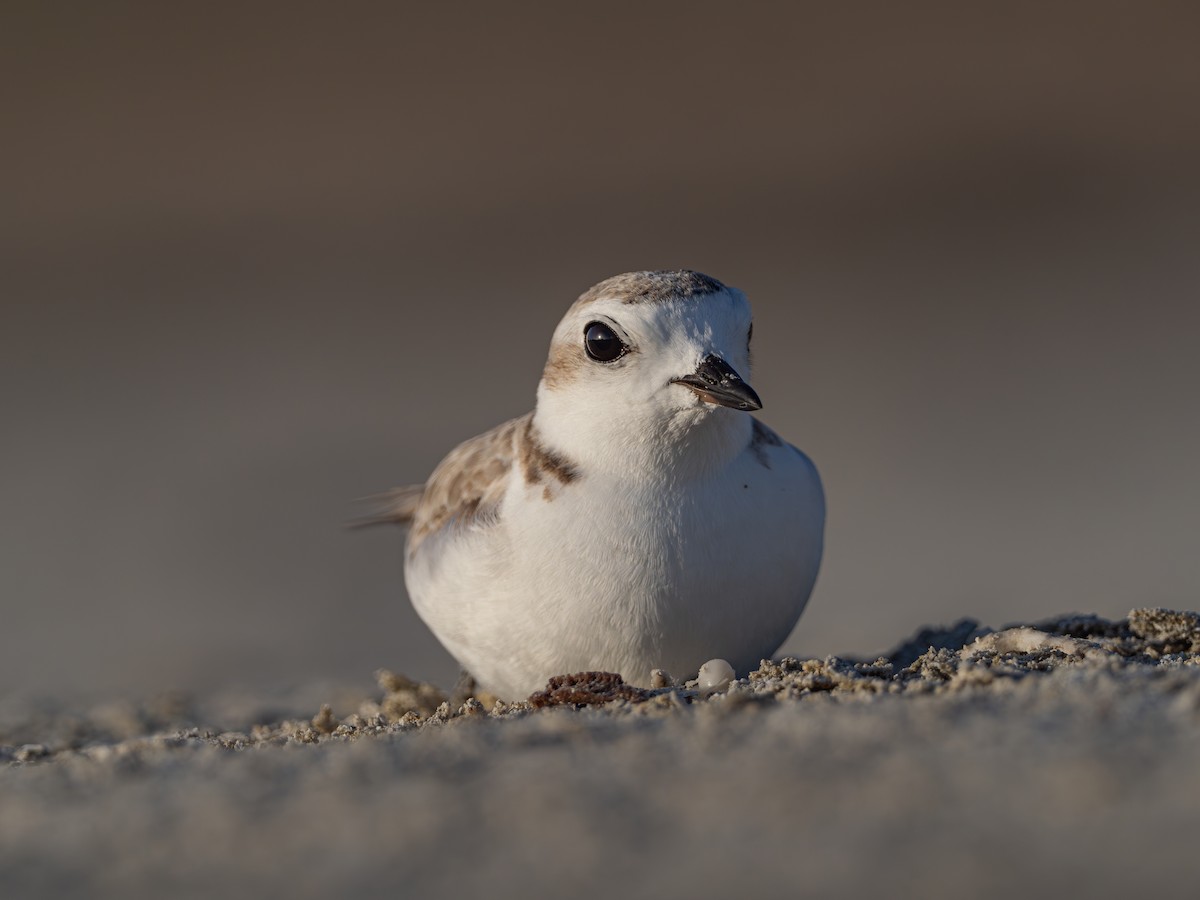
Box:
[583,321,626,362]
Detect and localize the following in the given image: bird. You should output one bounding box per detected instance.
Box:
[371,270,825,699]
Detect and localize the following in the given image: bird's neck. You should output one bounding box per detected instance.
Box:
[532,396,752,484]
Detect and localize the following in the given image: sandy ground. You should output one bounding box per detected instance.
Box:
[4,609,1200,899]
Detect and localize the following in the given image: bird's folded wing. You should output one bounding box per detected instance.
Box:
[400,413,528,549]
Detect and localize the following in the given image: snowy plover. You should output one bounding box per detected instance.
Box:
[374,270,824,698]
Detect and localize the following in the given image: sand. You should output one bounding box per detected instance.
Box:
[4,608,1200,899]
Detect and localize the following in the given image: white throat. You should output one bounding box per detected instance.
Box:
[533,387,754,483]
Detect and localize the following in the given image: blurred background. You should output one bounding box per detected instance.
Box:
[4,2,1199,699]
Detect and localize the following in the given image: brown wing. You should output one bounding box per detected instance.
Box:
[406,414,528,552]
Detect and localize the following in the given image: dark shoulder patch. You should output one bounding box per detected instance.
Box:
[749,418,784,469]
[519,417,580,490]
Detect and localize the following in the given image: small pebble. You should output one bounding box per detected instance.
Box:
[697,659,735,694]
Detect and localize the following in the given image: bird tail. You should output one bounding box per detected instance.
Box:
[349,485,424,529]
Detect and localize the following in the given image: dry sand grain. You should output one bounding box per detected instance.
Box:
[4,608,1200,899]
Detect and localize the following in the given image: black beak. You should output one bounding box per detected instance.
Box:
[670,354,763,411]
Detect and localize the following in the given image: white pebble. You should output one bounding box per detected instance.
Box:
[697,659,735,693]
